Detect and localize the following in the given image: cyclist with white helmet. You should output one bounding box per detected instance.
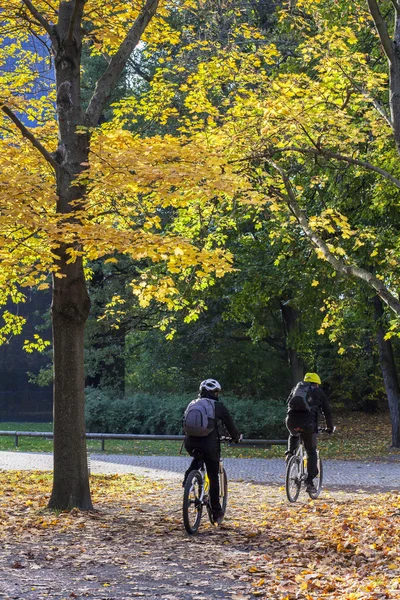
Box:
[285,372,334,494]
[183,378,240,524]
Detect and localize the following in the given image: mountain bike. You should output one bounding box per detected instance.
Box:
[285,427,335,502]
[182,436,232,535]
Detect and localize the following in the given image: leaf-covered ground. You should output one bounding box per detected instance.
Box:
[0,471,399,599]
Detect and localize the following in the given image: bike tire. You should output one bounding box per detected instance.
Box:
[308,455,323,499]
[183,470,203,534]
[221,468,228,515]
[286,455,301,503]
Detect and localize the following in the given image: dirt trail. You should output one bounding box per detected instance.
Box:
[1,477,394,600]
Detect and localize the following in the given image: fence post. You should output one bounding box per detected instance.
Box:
[15,433,18,448]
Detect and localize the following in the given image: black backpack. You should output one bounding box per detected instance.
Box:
[287,382,313,413]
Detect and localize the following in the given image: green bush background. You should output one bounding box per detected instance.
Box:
[85,388,287,438]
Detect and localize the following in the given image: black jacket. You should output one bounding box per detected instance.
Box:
[286,383,334,431]
[184,400,239,460]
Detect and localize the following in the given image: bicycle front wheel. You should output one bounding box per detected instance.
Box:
[308,454,323,500]
[183,470,203,534]
[286,456,301,503]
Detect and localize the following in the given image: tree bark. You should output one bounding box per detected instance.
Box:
[367,0,400,155]
[44,0,160,509]
[389,17,400,155]
[280,300,304,386]
[47,1,93,509]
[49,256,92,509]
[373,295,400,448]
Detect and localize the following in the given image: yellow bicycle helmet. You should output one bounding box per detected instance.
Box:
[304,372,321,385]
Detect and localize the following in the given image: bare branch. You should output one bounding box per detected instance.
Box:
[67,0,86,43]
[390,0,400,16]
[336,63,392,128]
[85,0,160,126]
[265,158,400,316]
[1,105,58,173]
[127,58,152,83]
[263,146,400,189]
[367,0,394,62]
[21,0,54,37]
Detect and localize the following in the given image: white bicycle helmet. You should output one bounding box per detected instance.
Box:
[199,379,222,394]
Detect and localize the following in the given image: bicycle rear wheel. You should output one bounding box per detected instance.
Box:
[286,455,301,502]
[308,454,323,499]
[183,470,203,534]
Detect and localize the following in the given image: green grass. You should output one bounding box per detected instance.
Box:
[0,413,399,460]
[0,422,285,457]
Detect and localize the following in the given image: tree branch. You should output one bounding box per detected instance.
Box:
[127,58,152,83]
[1,106,58,173]
[336,63,392,128]
[263,146,400,189]
[265,158,400,316]
[85,0,160,127]
[21,0,54,37]
[67,0,87,43]
[390,0,400,16]
[367,0,394,62]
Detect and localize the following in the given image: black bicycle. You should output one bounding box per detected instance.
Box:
[182,437,231,535]
[285,427,334,502]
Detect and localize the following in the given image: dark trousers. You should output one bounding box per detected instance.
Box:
[184,450,221,513]
[286,421,318,482]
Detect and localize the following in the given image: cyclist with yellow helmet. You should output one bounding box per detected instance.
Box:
[285,372,334,494]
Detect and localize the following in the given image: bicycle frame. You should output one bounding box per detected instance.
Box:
[189,458,223,507]
[285,429,326,502]
[294,440,308,483]
[182,439,230,534]
[196,461,209,504]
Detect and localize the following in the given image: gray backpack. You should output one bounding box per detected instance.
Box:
[183,397,216,436]
[287,382,313,412]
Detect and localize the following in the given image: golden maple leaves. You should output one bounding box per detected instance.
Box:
[0,0,400,337]
[2,469,400,599]
[0,0,239,333]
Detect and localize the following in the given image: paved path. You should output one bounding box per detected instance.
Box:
[0,451,399,490]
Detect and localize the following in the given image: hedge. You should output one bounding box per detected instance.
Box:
[85,388,287,439]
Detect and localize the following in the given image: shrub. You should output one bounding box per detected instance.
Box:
[85,388,287,438]
[224,396,287,438]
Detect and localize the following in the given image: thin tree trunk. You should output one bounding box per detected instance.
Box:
[373,295,400,448]
[389,10,400,155]
[280,300,304,386]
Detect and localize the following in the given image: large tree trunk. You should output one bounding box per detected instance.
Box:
[280,300,304,386]
[48,3,92,509]
[5,0,160,509]
[49,256,92,509]
[373,295,400,448]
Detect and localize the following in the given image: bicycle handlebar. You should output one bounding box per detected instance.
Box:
[220,434,243,443]
[318,426,337,434]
